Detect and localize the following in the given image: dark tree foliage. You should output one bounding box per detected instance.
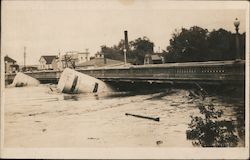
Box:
[207,28,232,60]
[101,37,154,65]
[186,103,239,147]
[164,26,246,63]
[100,40,125,61]
[166,26,209,62]
[129,37,154,64]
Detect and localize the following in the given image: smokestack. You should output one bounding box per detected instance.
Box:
[124,30,129,52]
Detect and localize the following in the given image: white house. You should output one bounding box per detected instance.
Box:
[51,56,64,70]
[144,53,164,65]
[75,52,90,64]
[39,55,58,70]
[61,51,90,68]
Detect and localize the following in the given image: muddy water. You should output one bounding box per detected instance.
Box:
[4,84,245,147]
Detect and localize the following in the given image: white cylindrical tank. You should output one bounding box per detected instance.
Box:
[57,68,113,94]
[10,72,40,87]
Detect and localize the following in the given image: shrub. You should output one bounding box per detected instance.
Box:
[186,103,238,147]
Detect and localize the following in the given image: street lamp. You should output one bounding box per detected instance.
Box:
[234,18,241,60]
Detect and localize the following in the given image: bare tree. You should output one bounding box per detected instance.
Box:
[63,54,76,69]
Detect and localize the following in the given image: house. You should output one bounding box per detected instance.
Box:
[144,53,164,65]
[4,55,19,73]
[76,57,126,69]
[51,56,63,70]
[61,51,90,68]
[76,52,90,64]
[39,55,58,70]
[95,52,104,58]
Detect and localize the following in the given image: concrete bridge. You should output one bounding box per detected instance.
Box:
[5,60,245,86]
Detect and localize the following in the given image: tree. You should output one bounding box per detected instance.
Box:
[63,54,76,69]
[240,32,246,60]
[186,103,239,147]
[165,26,209,62]
[207,28,245,60]
[129,37,154,64]
[164,26,246,62]
[100,37,154,65]
[207,28,233,60]
[101,44,124,61]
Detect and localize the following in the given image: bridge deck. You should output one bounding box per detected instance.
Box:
[5,60,245,85]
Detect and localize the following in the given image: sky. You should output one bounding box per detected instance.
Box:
[1,0,248,65]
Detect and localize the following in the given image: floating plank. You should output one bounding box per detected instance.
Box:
[125,113,160,122]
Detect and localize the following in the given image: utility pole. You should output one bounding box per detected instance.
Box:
[85,48,90,61]
[24,46,26,71]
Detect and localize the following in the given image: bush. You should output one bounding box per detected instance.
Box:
[186,103,238,147]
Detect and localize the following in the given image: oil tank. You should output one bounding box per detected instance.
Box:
[57,68,114,94]
[10,72,40,87]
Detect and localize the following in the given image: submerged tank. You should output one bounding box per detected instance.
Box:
[57,68,114,94]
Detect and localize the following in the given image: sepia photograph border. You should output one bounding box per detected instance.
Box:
[0,0,249,159]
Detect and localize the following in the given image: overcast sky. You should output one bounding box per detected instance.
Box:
[2,0,248,65]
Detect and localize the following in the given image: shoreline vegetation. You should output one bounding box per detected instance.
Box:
[186,86,245,147]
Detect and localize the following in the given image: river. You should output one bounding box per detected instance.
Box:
[3,84,245,147]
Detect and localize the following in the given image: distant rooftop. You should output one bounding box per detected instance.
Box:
[40,55,58,64]
[78,52,90,54]
[151,54,162,61]
[145,53,162,60]
[4,55,16,63]
[77,58,124,67]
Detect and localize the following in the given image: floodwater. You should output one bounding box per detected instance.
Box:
[4,84,245,147]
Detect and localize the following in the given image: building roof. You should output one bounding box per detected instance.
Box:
[78,52,90,55]
[145,54,162,61]
[151,54,162,61]
[40,55,57,64]
[77,58,124,67]
[4,55,16,63]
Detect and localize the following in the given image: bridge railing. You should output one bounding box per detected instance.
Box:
[5,60,245,85]
[77,60,245,84]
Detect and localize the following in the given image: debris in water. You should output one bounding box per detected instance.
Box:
[87,137,99,140]
[49,87,53,92]
[156,140,163,145]
[125,113,160,122]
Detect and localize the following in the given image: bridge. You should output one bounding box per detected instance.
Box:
[5,60,245,87]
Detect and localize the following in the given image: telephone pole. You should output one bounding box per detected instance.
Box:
[24,46,26,71]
